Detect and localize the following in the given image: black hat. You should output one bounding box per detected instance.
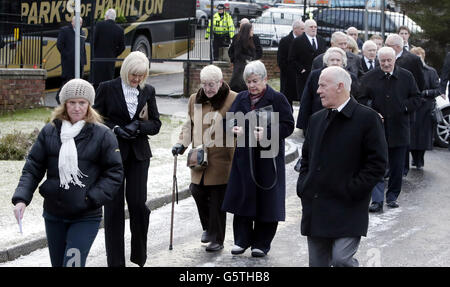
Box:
[217,4,225,9]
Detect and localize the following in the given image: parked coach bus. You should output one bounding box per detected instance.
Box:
[0,0,195,78]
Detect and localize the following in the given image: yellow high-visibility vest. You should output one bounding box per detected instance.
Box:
[205,12,235,39]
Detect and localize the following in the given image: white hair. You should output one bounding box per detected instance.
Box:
[385,34,403,47]
[120,51,149,88]
[323,47,347,67]
[322,66,352,92]
[378,46,396,59]
[292,19,304,29]
[330,31,347,44]
[105,8,117,20]
[243,60,267,82]
[362,40,377,51]
[200,65,223,82]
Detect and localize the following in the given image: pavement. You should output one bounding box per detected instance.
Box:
[0,68,300,264]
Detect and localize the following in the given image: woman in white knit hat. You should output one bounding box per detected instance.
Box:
[12,78,124,267]
[94,51,162,267]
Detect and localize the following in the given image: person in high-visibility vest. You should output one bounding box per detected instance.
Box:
[205,4,235,61]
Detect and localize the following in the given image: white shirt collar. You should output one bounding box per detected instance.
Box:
[305,34,316,45]
[396,50,403,59]
[335,97,351,112]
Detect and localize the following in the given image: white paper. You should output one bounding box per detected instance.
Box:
[17,210,23,234]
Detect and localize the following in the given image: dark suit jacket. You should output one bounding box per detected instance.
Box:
[360,57,379,74]
[92,19,125,85]
[359,66,422,148]
[396,50,425,91]
[93,78,162,161]
[297,97,388,237]
[288,33,326,100]
[57,25,86,80]
[312,51,362,78]
[296,67,360,130]
[277,31,297,102]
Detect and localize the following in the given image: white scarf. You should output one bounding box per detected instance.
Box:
[58,120,88,190]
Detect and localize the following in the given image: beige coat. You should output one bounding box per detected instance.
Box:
[178,89,237,185]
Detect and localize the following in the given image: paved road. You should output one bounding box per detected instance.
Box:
[3,129,450,267]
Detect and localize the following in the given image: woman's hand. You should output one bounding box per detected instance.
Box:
[14,202,26,223]
[232,126,244,137]
[254,126,264,141]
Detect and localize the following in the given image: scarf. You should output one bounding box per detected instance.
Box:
[58,120,88,190]
[250,88,266,110]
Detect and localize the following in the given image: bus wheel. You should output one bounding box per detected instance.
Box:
[132,35,152,67]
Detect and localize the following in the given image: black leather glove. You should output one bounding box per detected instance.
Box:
[124,120,141,136]
[113,126,136,140]
[172,143,186,156]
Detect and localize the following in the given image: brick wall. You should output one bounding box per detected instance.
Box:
[0,69,47,112]
[183,49,280,96]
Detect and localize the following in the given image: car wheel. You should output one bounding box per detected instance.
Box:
[132,35,152,69]
[199,16,207,29]
[434,107,450,148]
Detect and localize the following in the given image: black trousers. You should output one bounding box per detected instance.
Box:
[213,34,226,61]
[232,215,278,254]
[386,146,407,203]
[190,182,227,245]
[104,150,150,267]
[410,149,426,167]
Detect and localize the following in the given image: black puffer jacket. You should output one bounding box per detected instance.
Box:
[12,119,124,219]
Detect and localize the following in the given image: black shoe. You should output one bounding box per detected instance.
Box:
[386,201,399,208]
[201,230,210,243]
[205,242,223,252]
[369,202,383,213]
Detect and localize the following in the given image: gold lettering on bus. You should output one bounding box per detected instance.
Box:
[39,1,51,24]
[95,0,105,19]
[145,0,154,14]
[137,0,145,16]
[50,1,62,23]
[130,0,138,16]
[28,2,38,24]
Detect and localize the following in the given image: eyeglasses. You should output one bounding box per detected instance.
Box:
[201,81,219,88]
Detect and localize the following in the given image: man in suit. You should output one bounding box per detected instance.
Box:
[312,31,362,78]
[288,19,326,102]
[297,66,387,267]
[359,47,422,210]
[385,34,425,176]
[56,16,87,104]
[92,8,125,90]
[277,19,304,109]
[360,40,379,74]
[398,26,412,52]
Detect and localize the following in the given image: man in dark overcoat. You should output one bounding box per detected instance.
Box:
[359,47,422,211]
[56,16,87,103]
[92,8,125,90]
[277,20,304,109]
[287,19,326,102]
[297,66,387,267]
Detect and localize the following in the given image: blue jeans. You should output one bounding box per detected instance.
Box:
[43,211,101,267]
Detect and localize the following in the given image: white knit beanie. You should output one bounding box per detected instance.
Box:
[59,78,95,105]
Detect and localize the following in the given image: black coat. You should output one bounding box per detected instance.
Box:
[277,31,297,102]
[228,35,262,92]
[359,66,422,148]
[296,67,360,130]
[222,85,295,222]
[12,120,124,219]
[93,78,162,161]
[360,57,379,74]
[396,50,425,92]
[56,26,87,80]
[92,19,125,85]
[410,64,441,150]
[288,33,326,101]
[298,97,388,237]
[312,51,362,78]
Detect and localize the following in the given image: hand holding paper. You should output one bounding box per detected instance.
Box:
[14,202,26,234]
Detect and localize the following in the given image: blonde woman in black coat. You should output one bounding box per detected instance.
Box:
[94,51,162,267]
[12,79,123,267]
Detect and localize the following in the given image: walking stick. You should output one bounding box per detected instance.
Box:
[169,155,178,250]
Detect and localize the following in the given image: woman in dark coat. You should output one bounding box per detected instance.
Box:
[94,51,162,267]
[228,23,262,92]
[12,79,123,267]
[409,47,443,168]
[222,60,295,257]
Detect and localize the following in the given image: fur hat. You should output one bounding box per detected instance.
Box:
[59,78,95,105]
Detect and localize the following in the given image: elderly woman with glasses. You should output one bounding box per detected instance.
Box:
[172,65,237,252]
[297,47,360,132]
[94,51,162,267]
[222,60,294,257]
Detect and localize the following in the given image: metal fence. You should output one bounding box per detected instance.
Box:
[0,15,43,69]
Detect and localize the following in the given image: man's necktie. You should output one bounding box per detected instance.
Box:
[327,109,338,122]
[385,73,391,80]
[368,60,374,70]
[312,38,317,50]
